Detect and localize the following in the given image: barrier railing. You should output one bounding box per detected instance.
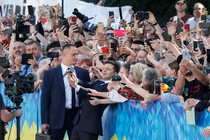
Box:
[101,101,210,140]
[1,82,210,140]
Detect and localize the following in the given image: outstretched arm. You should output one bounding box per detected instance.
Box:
[89,97,116,106]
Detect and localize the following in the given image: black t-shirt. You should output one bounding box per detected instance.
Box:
[183,78,210,101]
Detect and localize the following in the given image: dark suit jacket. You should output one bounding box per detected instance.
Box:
[41,65,90,129]
[73,80,109,135]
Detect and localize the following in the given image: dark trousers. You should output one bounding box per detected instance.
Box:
[50,108,78,140]
[71,125,98,140]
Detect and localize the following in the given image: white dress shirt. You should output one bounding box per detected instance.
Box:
[61,63,79,108]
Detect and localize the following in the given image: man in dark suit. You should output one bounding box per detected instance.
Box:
[41,43,90,140]
[68,60,120,140]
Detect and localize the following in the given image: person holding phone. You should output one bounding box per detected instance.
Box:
[41,43,90,140]
[67,60,120,140]
[0,40,9,58]
[9,42,26,66]
[175,58,209,101]
[106,12,115,28]
[21,40,45,75]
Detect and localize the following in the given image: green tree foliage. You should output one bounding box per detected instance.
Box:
[81,0,210,25]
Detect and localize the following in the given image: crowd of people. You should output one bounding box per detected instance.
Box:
[0,0,210,139]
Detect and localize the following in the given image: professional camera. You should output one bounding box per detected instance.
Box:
[15,15,30,34]
[72,8,90,23]
[0,57,10,68]
[27,15,36,25]
[136,11,149,21]
[111,75,121,81]
[83,22,97,32]
[4,72,36,96]
[4,71,37,140]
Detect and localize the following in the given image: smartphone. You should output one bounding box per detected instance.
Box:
[74,41,83,48]
[201,15,207,21]
[99,55,104,61]
[2,69,10,79]
[198,41,206,54]
[28,5,34,16]
[145,38,153,48]
[70,16,77,23]
[114,30,125,37]
[154,80,161,95]
[136,11,149,21]
[112,75,121,81]
[207,49,210,63]
[1,38,9,46]
[68,66,74,76]
[176,21,184,35]
[183,40,189,46]
[97,22,104,33]
[21,54,33,65]
[162,31,171,41]
[101,46,109,54]
[0,57,6,63]
[184,24,190,32]
[109,11,114,17]
[47,52,59,58]
[182,50,191,59]
[193,41,198,51]
[118,36,124,45]
[173,16,178,23]
[111,43,117,52]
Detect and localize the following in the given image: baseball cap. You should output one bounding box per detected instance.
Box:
[176,0,185,3]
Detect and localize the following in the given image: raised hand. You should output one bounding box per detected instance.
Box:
[166,22,177,36]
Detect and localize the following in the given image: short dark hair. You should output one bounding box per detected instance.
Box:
[122,63,131,72]
[104,60,120,73]
[61,43,75,52]
[25,40,41,49]
[105,27,114,32]
[46,41,61,52]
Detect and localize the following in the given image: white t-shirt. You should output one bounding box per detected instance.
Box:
[186,17,198,30]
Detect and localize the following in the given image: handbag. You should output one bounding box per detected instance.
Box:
[35,131,51,140]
